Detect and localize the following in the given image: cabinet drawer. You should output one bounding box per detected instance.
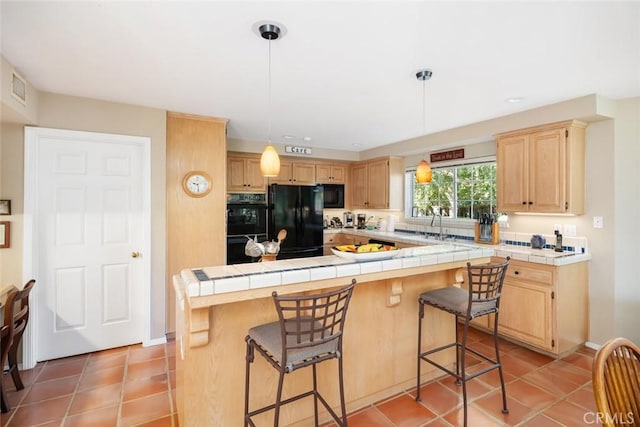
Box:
[507,264,553,286]
[323,234,337,245]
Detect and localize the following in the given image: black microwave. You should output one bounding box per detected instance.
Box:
[323,184,345,208]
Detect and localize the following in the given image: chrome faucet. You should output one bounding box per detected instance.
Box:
[431,212,445,240]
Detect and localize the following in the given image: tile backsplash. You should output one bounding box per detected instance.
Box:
[393,221,588,253]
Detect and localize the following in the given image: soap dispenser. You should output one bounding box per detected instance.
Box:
[554,230,563,252]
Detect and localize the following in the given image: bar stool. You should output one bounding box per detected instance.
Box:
[244,279,356,427]
[416,258,510,426]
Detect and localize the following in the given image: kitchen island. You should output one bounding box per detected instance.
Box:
[173,243,493,426]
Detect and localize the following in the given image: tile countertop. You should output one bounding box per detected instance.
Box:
[182,242,490,298]
[326,228,592,266]
[181,233,591,298]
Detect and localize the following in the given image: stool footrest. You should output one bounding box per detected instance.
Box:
[245,388,345,426]
[418,341,502,382]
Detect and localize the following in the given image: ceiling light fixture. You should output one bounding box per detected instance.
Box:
[258,23,283,177]
[415,69,433,184]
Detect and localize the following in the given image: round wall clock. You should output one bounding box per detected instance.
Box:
[182,171,212,197]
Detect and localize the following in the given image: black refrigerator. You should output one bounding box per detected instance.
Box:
[268,184,324,259]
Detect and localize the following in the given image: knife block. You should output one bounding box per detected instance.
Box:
[474,222,499,245]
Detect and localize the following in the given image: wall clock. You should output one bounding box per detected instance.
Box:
[182,171,212,197]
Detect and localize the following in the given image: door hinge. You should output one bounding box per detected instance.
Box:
[565,202,568,211]
[565,129,568,138]
[552,339,556,348]
[551,291,555,299]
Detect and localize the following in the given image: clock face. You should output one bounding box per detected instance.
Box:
[183,171,212,197]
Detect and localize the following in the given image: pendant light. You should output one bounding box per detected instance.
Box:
[258,23,282,177]
[415,69,433,184]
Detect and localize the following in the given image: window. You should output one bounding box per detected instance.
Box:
[406,162,496,220]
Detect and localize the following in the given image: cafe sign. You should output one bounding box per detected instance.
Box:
[430,148,464,163]
[285,145,313,155]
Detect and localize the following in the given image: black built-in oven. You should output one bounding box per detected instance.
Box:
[226,193,267,264]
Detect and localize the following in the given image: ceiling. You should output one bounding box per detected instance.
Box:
[2,1,639,154]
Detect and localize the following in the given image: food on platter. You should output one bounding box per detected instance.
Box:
[331,243,400,262]
[334,243,397,253]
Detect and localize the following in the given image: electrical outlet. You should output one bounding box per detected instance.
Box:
[564,224,577,236]
[593,216,604,229]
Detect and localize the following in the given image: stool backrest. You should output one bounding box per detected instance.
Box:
[592,337,640,427]
[466,257,510,317]
[272,279,355,366]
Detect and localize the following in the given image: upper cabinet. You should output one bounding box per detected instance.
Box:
[269,161,316,185]
[350,157,404,210]
[316,164,346,184]
[227,153,265,192]
[496,120,586,214]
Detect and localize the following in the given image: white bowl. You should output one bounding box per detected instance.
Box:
[331,246,400,262]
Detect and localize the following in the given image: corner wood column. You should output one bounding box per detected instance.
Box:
[166,112,228,335]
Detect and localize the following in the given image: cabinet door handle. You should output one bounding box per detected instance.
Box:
[514,270,520,275]
[528,201,533,205]
[522,201,527,205]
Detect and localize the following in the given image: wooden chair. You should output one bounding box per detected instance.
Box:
[6,280,36,391]
[1,289,17,413]
[592,337,640,427]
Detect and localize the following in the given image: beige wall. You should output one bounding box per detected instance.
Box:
[0,92,168,339]
[612,98,640,341]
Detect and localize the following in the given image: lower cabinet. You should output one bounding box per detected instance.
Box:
[469,257,588,358]
[323,232,369,255]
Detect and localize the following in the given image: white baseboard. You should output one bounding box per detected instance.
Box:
[143,336,168,347]
[585,341,601,351]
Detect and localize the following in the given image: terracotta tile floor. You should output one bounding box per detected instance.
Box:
[2,328,599,426]
[1,341,178,427]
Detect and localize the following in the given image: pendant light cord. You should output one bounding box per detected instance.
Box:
[268,37,273,144]
[422,78,426,136]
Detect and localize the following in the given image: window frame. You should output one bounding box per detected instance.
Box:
[405,158,497,223]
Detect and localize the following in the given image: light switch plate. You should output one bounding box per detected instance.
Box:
[564,224,577,236]
[593,216,604,228]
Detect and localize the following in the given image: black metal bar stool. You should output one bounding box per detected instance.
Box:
[244,279,356,427]
[416,258,510,426]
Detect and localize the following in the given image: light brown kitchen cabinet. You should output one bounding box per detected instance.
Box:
[496,120,586,214]
[316,164,346,184]
[486,257,589,358]
[350,157,404,209]
[227,153,265,192]
[323,233,338,255]
[323,232,369,255]
[269,161,316,185]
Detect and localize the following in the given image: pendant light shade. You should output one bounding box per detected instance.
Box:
[260,145,280,177]
[258,22,283,177]
[416,159,432,183]
[416,69,433,184]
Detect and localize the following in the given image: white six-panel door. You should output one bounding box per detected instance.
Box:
[24,127,150,362]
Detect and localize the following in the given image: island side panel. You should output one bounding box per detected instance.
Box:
[178,269,459,426]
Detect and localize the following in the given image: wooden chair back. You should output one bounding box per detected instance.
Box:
[592,337,640,427]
